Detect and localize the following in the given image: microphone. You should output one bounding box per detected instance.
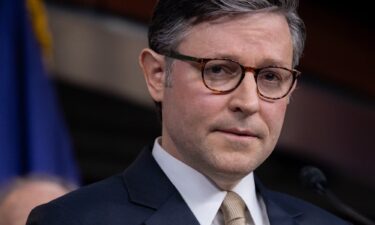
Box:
[300,166,375,225]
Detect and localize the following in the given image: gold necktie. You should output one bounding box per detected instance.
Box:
[220,191,247,225]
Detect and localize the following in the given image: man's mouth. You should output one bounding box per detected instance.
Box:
[215,128,260,138]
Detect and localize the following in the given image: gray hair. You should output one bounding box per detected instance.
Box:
[149,0,306,68]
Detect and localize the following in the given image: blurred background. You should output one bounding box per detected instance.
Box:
[1,0,374,222]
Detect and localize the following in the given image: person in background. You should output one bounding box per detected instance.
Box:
[26,0,351,224]
[0,175,76,225]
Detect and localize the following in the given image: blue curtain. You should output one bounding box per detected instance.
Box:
[0,0,80,184]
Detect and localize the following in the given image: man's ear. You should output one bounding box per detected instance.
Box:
[139,48,166,102]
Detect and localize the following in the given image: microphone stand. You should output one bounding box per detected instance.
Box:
[300,166,375,225]
[315,183,375,225]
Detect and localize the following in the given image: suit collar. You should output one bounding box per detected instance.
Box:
[144,192,200,225]
[255,175,302,225]
[122,146,175,209]
[122,146,200,225]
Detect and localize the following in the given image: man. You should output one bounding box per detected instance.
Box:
[27,0,350,224]
[0,175,75,225]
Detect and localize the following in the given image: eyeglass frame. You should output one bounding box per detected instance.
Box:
[163,51,301,100]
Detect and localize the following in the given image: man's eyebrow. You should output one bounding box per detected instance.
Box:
[204,53,290,67]
[204,53,240,60]
[258,58,290,67]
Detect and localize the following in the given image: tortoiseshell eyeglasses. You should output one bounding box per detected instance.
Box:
[164,51,300,100]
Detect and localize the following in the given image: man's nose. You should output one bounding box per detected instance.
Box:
[228,72,260,116]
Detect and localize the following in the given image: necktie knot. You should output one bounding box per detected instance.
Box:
[220,191,246,225]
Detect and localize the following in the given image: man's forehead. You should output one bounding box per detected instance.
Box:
[176,12,293,66]
[180,11,287,43]
[195,11,284,28]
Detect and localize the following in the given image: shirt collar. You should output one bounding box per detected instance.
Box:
[232,171,265,225]
[152,138,265,225]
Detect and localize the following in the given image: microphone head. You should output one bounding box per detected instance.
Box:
[300,166,327,194]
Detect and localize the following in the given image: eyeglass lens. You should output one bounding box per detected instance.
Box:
[202,59,294,98]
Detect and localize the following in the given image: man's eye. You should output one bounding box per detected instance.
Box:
[259,71,282,82]
[205,65,228,76]
[205,61,238,75]
[210,65,224,74]
[264,73,280,81]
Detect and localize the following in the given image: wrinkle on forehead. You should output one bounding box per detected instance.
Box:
[178,12,293,67]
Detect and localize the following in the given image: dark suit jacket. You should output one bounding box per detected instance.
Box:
[27,147,350,225]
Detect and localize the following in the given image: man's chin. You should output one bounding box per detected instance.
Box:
[212,160,256,178]
[208,165,253,190]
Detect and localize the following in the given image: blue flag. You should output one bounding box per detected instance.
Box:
[0,0,80,184]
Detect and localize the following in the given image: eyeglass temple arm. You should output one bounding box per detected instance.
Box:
[166,51,203,63]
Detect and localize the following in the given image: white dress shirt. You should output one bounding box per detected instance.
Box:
[152,138,270,225]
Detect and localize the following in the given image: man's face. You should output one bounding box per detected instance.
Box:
[159,12,294,188]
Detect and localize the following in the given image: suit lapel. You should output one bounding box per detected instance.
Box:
[263,199,300,225]
[145,192,200,225]
[122,146,200,225]
[255,176,302,225]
